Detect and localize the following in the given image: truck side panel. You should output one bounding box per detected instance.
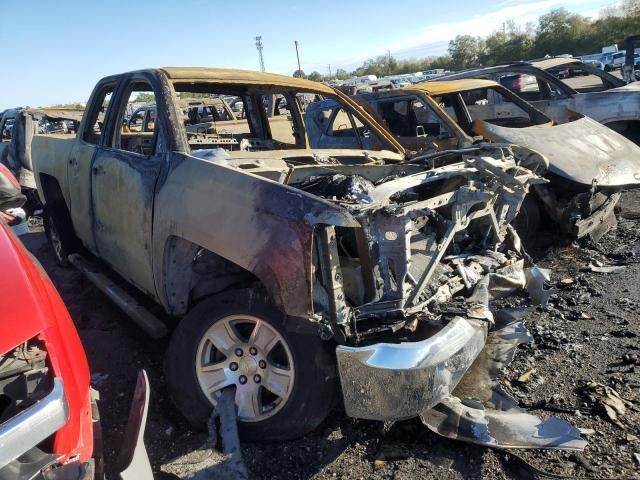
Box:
[32,135,76,206]
[152,152,358,323]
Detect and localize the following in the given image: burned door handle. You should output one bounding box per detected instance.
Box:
[92,165,106,175]
[68,157,77,166]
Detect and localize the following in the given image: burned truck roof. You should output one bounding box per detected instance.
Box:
[402,78,498,96]
[160,67,337,94]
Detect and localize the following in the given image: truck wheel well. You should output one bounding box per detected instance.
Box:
[163,236,268,316]
[605,120,640,143]
[39,173,65,205]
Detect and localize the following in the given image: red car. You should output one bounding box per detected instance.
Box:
[0,164,151,479]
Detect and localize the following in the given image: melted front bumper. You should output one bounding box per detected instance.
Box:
[336,317,488,421]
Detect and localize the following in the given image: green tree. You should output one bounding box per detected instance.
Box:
[307,71,323,81]
[335,68,349,80]
[135,92,155,103]
[339,5,640,77]
[176,92,209,99]
[533,8,592,57]
[292,69,306,79]
[622,0,640,17]
[481,25,534,65]
[448,35,483,69]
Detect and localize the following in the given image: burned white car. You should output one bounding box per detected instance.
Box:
[309,79,640,241]
[32,68,585,449]
[440,57,640,142]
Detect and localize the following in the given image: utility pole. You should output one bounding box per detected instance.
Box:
[328,64,332,79]
[387,49,392,75]
[294,40,302,76]
[255,36,265,72]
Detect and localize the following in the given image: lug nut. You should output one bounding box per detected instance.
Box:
[239,375,247,384]
[253,374,261,383]
[235,348,243,357]
[249,346,257,356]
[229,362,238,371]
[258,360,267,369]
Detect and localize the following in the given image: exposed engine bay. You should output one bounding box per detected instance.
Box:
[0,341,51,424]
[292,147,546,344]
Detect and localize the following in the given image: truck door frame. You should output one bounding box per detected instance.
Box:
[89,72,169,297]
[68,79,122,254]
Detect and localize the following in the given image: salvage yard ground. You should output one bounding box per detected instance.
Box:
[21,191,640,480]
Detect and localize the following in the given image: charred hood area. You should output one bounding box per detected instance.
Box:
[287,146,546,344]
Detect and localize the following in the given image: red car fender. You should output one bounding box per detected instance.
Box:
[0,222,93,463]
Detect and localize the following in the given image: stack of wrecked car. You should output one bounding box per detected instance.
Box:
[0,107,83,214]
[31,67,586,450]
[438,57,640,142]
[307,79,640,241]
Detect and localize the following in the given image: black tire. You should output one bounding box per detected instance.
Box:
[513,194,541,242]
[164,289,337,441]
[43,202,77,267]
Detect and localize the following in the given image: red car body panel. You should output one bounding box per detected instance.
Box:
[0,221,93,463]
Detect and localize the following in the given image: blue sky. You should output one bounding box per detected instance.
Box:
[0,0,616,109]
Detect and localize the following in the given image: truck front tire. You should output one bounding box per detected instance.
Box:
[164,289,337,441]
[512,194,541,242]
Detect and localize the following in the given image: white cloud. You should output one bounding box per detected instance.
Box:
[287,0,616,73]
[389,0,582,54]
[384,0,615,58]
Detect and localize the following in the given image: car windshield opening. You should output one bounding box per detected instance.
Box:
[458,87,549,129]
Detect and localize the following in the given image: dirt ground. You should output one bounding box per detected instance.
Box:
[21,191,640,480]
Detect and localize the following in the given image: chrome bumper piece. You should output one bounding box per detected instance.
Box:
[336,317,488,421]
[0,377,69,469]
[573,192,621,242]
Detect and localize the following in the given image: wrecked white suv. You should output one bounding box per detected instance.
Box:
[440,57,640,142]
[32,68,585,447]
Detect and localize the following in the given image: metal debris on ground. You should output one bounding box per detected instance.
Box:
[516,368,536,384]
[420,309,588,450]
[587,263,627,274]
[579,381,632,430]
[161,387,248,480]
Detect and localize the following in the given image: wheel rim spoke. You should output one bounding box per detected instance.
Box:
[199,364,234,393]
[208,321,243,355]
[250,321,279,355]
[235,385,261,418]
[264,366,292,398]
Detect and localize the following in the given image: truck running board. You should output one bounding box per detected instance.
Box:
[68,253,169,339]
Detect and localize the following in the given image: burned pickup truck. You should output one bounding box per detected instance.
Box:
[308,79,640,241]
[32,68,588,448]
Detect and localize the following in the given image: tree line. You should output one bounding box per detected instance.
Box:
[293,0,640,80]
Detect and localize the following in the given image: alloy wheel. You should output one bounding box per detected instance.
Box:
[195,314,295,422]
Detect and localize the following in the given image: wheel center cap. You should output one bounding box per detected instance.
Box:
[238,356,258,376]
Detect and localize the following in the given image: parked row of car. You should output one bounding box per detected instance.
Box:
[2,52,639,477]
